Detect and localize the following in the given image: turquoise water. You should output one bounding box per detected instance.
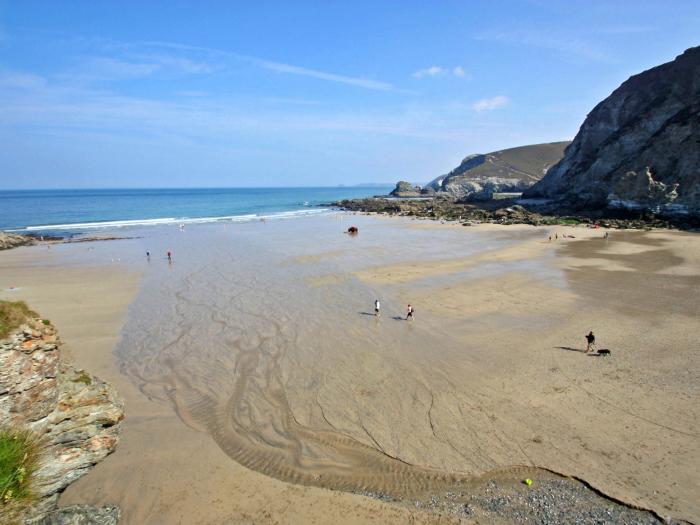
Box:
[0,187,390,234]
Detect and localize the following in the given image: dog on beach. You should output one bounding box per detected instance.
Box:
[596,349,611,356]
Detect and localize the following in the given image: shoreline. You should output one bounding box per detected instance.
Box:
[1,216,698,523]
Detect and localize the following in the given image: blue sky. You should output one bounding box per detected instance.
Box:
[1,1,698,189]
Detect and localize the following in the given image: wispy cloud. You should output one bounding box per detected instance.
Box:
[246,56,394,91]
[136,40,400,92]
[413,65,444,78]
[413,65,467,79]
[0,71,47,88]
[0,68,469,142]
[475,29,612,63]
[472,95,509,112]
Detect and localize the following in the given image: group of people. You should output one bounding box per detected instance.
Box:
[145,250,172,262]
[374,299,413,321]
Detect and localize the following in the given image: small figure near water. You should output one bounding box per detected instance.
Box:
[374,299,380,317]
[604,231,609,239]
[146,251,150,260]
[347,226,358,235]
[167,250,172,262]
[405,304,414,321]
[585,331,596,353]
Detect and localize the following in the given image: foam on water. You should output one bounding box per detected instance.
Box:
[15,208,333,232]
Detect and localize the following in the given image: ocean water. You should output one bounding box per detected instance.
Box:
[0,186,391,234]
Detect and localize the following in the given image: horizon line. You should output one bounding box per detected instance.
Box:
[0,184,397,192]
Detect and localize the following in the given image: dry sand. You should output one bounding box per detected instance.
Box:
[1,219,698,524]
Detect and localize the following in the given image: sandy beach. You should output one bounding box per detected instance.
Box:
[1,215,698,524]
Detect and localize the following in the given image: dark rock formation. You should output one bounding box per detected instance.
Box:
[0,317,124,523]
[426,142,570,200]
[524,46,700,216]
[0,233,35,251]
[389,181,422,197]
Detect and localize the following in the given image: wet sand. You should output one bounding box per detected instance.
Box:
[1,216,698,523]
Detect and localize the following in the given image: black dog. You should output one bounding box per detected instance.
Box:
[596,349,611,356]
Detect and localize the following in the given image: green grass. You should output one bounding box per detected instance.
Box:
[0,301,36,340]
[73,371,92,386]
[0,428,42,521]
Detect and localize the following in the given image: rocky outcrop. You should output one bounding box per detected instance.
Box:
[389,181,422,197]
[524,46,700,215]
[0,233,35,251]
[426,142,570,200]
[0,318,124,523]
[38,505,120,525]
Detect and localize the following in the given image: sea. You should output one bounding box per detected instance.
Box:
[0,187,391,235]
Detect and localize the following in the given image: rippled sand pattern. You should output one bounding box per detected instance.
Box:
[116,224,477,498]
[114,218,699,521]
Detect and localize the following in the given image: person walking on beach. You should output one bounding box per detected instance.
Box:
[167,250,172,262]
[406,304,414,321]
[374,299,381,317]
[585,331,596,353]
[146,251,150,259]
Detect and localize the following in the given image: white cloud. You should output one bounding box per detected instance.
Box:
[413,65,467,79]
[472,95,509,112]
[413,66,444,78]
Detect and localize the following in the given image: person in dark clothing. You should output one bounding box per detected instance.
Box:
[585,331,596,353]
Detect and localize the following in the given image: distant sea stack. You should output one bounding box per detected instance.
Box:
[524,46,700,216]
[425,142,570,201]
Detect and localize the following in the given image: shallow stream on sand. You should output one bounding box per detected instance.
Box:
[113,215,671,523]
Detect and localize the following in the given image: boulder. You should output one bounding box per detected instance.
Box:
[389,181,422,197]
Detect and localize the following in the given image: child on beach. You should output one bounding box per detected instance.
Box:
[374,299,380,317]
[167,251,172,262]
[406,304,413,321]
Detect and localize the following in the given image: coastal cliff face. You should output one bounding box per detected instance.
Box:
[524,46,700,215]
[426,142,570,200]
[0,317,123,524]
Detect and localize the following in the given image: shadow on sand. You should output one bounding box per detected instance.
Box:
[555,346,586,353]
[555,346,611,356]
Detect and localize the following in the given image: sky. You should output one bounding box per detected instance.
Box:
[0,1,698,189]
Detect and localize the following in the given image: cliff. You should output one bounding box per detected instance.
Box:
[426,142,570,200]
[0,312,123,524]
[524,46,700,216]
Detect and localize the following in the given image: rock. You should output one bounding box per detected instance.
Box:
[0,232,35,250]
[389,181,422,197]
[425,142,570,199]
[524,46,700,216]
[0,318,124,523]
[38,505,120,525]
